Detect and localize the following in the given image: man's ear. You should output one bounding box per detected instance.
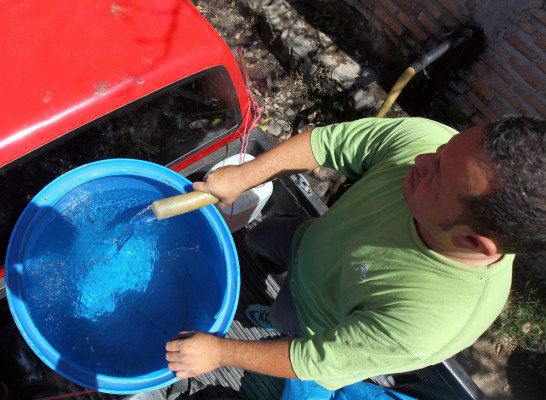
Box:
[451,230,499,257]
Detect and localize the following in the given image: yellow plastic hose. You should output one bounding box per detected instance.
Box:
[375,66,417,118]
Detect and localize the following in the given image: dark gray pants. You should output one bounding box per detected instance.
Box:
[245,216,312,338]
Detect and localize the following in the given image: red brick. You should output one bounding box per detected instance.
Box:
[398,12,428,41]
[496,101,516,117]
[530,8,546,27]
[377,0,398,15]
[392,0,418,16]
[535,35,546,52]
[508,57,545,89]
[518,20,536,35]
[468,74,495,100]
[384,24,404,47]
[413,0,442,20]
[435,0,468,24]
[350,0,363,11]
[440,15,460,30]
[487,75,522,109]
[370,14,387,32]
[482,53,514,85]
[357,0,375,9]
[472,61,487,77]
[489,41,508,57]
[466,0,479,13]
[404,37,426,54]
[414,0,459,29]
[538,59,546,75]
[471,114,488,124]
[354,2,372,14]
[417,10,443,37]
[514,85,546,116]
[465,91,498,120]
[505,32,539,61]
[376,7,404,35]
[532,99,546,116]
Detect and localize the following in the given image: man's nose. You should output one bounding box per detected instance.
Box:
[415,153,435,175]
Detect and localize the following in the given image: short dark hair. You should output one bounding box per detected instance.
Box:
[464,116,546,254]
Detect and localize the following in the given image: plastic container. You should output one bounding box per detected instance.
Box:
[5,159,239,394]
[207,154,273,232]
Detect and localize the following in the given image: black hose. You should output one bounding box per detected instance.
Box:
[411,25,478,73]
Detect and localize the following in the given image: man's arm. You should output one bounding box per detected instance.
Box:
[193,130,318,207]
[165,331,298,380]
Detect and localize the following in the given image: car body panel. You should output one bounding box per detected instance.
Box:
[0,0,250,168]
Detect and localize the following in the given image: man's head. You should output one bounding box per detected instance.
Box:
[461,116,545,254]
[402,122,495,259]
[403,116,545,257]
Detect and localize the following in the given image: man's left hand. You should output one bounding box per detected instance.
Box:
[166,331,222,379]
[166,330,297,380]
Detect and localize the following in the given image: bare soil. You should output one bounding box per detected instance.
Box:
[193,1,545,398]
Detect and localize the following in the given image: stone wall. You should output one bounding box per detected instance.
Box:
[340,0,545,124]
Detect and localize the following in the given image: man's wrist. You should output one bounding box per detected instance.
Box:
[212,338,297,379]
[216,336,229,367]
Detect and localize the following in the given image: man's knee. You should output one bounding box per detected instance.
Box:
[244,215,313,268]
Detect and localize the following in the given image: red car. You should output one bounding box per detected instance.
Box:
[0,0,257,279]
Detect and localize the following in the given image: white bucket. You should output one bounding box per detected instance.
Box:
[207,154,273,232]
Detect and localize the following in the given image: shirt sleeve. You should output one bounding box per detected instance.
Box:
[289,311,428,391]
[310,117,457,179]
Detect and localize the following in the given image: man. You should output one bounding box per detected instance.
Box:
[165,116,545,389]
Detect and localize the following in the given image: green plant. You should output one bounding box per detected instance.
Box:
[310,65,332,94]
[293,64,353,126]
[491,268,546,352]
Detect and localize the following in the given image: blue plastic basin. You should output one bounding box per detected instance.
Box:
[6,159,240,394]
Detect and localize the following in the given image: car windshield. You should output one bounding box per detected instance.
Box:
[0,66,241,263]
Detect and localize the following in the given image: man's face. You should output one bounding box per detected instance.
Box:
[402,124,492,238]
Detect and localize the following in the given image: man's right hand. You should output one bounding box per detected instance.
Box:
[193,130,319,208]
[193,165,248,208]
